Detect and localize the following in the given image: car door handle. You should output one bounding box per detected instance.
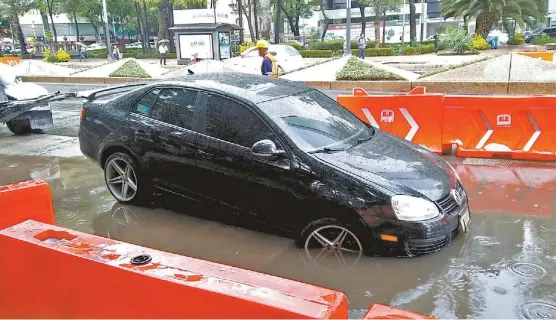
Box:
[135,129,147,135]
[197,150,213,158]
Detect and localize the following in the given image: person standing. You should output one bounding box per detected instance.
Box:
[112,45,120,61]
[159,42,168,65]
[357,34,367,59]
[256,40,278,77]
[433,32,439,53]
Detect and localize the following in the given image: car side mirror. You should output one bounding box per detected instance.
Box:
[252,139,286,159]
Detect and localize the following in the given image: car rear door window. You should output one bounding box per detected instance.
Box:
[134,88,161,118]
[155,88,198,130]
[205,94,272,148]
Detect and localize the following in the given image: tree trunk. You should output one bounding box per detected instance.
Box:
[321,21,330,41]
[409,0,416,43]
[382,9,386,45]
[73,12,80,41]
[238,0,244,43]
[374,1,380,48]
[39,7,54,52]
[134,1,146,50]
[476,12,499,37]
[143,0,151,48]
[253,0,259,39]
[243,0,255,41]
[47,0,57,43]
[463,15,468,34]
[359,5,365,36]
[10,3,27,54]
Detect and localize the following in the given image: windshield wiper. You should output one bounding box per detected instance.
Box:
[309,147,346,154]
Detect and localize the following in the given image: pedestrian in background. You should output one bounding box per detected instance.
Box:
[434,32,439,53]
[112,45,120,61]
[159,42,168,65]
[357,33,367,59]
[79,46,87,62]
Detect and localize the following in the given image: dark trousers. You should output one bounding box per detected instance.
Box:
[435,40,439,53]
[160,53,166,65]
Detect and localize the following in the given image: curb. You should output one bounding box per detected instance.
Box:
[20,76,556,94]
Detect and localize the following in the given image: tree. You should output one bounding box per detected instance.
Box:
[409,0,416,42]
[3,0,27,53]
[44,0,59,42]
[441,0,546,37]
[61,0,84,41]
[280,0,318,36]
[354,0,401,47]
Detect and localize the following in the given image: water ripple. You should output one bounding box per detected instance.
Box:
[507,262,548,279]
[474,236,501,246]
[516,301,556,319]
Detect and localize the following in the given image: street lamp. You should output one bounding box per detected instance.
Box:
[32,21,36,39]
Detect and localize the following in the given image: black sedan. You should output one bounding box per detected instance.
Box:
[78,73,470,258]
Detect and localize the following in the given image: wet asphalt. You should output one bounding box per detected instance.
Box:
[1,83,556,319]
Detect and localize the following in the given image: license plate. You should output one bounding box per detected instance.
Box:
[460,208,471,233]
[30,116,54,129]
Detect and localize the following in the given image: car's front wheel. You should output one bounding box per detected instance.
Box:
[104,152,150,205]
[297,218,365,269]
[6,119,33,135]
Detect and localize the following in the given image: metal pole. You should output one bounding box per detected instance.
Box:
[345,0,351,55]
[275,0,282,43]
[420,0,425,41]
[102,0,112,60]
[213,0,217,25]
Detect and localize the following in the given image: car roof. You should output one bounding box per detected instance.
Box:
[157,72,312,104]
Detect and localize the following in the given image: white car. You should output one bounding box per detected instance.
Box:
[224,44,304,74]
[86,43,107,51]
[125,42,143,49]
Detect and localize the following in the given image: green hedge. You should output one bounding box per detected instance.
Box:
[86,48,176,59]
[337,57,404,81]
[299,50,334,58]
[532,34,556,45]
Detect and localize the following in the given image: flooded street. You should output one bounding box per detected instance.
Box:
[1,152,556,319]
[1,83,556,318]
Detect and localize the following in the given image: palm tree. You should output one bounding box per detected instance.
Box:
[441,0,546,37]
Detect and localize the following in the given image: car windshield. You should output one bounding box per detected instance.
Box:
[258,90,374,152]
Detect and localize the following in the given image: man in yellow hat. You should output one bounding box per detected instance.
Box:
[256,40,278,78]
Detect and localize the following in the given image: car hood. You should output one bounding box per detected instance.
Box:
[312,131,456,201]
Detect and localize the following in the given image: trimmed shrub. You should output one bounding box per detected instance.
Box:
[336,57,404,81]
[440,27,472,54]
[299,50,334,58]
[471,35,490,50]
[508,33,525,45]
[366,47,395,56]
[239,41,255,53]
[109,60,151,78]
[532,33,556,45]
[42,48,60,63]
[56,49,71,62]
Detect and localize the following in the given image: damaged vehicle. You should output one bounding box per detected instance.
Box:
[0,66,69,135]
[78,73,470,258]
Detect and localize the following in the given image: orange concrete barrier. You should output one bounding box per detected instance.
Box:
[337,87,444,154]
[516,51,554,61]
[0,220,348,318]
[363,304,436,319]
[442,95,556,160]
[0,180,55,230]
[0,56,21,66]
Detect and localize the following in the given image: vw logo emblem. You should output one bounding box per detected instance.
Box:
[451,189,463,206]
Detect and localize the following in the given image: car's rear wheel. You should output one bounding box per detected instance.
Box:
[298,218,365,269]
[104,152,150,205]
[6,119,33,135]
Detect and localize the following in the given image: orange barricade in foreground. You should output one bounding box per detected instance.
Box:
[337,87,444,154]
[443,96,556,160]
[364,304,436,319]
[0,180,55,230]
[0,220,348,319]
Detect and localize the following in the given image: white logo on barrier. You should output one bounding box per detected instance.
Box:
[381,110,395,123]
[497,114,512,127]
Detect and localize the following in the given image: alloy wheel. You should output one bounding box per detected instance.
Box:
[105,157,138,202]
[304,225,363,270]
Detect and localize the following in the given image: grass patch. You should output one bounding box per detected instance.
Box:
[109,60,151,78]
[336,57,404,81]
[419,56,494,79]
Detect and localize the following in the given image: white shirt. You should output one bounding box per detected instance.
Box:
[159,45,168,54]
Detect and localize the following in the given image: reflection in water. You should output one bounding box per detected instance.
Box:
[3,154,556,319]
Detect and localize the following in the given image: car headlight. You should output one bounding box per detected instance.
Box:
[391,195,440,221]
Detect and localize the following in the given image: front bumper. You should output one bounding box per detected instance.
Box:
[365,202,469,257]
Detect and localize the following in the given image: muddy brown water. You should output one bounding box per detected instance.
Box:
[1,154,556,319]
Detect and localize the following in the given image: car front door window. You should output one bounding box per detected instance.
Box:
[156,88,198,130]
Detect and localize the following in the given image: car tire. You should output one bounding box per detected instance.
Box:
[104,152,151,206]
[296,217,369,261]
[6,119,33,135]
